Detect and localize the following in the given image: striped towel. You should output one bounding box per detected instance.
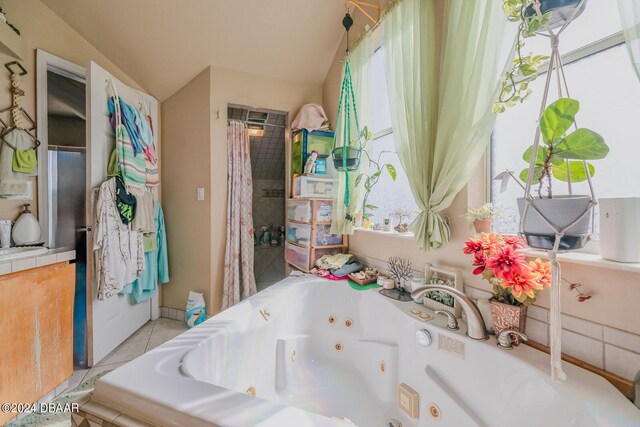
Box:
[116,124,146,188]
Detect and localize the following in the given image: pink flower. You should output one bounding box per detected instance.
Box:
[485,245,527,279]
[503,235,526,249]
[463,238,484,255]
[472,253,487,275]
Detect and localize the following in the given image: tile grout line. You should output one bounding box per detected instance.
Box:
[144,320,157,353]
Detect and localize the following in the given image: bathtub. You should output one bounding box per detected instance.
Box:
[92,275,640,426]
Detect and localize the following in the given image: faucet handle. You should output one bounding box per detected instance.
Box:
[435,310,459,330]
[497,329,528,350]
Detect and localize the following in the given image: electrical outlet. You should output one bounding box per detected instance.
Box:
[197,187,205,201]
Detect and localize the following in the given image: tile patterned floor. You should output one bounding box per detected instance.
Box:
[64,318,187,393]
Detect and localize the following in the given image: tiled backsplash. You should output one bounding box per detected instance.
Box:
[356,253,640,382]
[465,286,640,380]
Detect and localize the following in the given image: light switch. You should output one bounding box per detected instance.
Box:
[197,187,205,201]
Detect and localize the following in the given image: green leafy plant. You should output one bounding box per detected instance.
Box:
[519,97,608,198]
[425,273,455,308]
[494,0,552,113]
[355,126,397,221]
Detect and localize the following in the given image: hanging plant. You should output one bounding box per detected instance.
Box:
[518,98,608,198]
[330,11,364,209]
[494,0,553,113]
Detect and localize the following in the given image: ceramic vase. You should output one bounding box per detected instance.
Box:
[472,219,492,233]
[489,299,527,345]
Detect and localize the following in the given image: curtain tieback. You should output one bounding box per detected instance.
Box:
[412,208,450,251]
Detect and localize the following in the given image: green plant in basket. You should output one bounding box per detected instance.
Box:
[519,97,608,198]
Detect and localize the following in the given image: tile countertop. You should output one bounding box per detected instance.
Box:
[0,248,76,276]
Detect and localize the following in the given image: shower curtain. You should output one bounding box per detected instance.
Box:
[222,120,257,310]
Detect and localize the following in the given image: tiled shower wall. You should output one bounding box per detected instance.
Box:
[253,179,286,291]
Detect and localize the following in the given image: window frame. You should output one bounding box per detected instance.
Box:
[487,30,627,254]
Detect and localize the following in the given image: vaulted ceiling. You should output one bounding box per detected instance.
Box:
[41,0,347,101]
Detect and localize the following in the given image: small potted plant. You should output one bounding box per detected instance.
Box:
[464,203,499,233]
[391,208,414,233]
[463,233,552,343]
[516,97,608,249]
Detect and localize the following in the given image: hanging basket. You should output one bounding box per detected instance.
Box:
[517,195,592,250]
[332,146,361,171]
[524,0,586,30]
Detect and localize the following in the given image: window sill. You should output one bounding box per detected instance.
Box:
[522,249,640,274]
[353,227,415,240]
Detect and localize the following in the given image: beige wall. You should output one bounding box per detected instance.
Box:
[160,67,212,312]
[160,66,322,314]
[0,0,144,222]
[322,3,640,336]
[207,66,322,314]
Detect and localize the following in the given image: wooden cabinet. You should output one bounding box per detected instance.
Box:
[0,262,75,424]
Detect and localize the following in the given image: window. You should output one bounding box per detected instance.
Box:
[363,47,418,226]
[491,0,640,238]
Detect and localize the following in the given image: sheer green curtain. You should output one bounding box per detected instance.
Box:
[383,0,508,250]
[618,0,640,81]
[381,0,437,248]
[331,31,375,234]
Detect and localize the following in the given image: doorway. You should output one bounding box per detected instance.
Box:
[44,64,88,367]
[227,105,287,291]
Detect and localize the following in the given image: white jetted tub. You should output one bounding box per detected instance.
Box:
[92,275,640,426]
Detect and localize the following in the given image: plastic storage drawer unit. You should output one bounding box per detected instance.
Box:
[293,176,334,198]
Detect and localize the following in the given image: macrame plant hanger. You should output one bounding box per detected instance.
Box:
[331,10,362,214]
[520,0,593,382]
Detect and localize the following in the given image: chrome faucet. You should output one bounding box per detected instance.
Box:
[411,285,488,340]
[497,329,528,350]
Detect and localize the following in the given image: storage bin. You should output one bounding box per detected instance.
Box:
[287,199,312,223]
[293,176,333,198]
[285,242,346,272]
[291,129,335,186]
[314,200,333,222]
[314,224,344,246]
[286,242,311,272]
[286,222,311,246]
[287,199,334,223]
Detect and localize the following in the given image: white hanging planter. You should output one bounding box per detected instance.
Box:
[517,195,592,250]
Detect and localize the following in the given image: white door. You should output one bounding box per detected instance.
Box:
[86,61,160,365]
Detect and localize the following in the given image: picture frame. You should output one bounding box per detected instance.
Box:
[422,263,463,318]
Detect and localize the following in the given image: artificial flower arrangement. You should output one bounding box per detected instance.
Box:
[463,232,553,342]
[463,232,551,306]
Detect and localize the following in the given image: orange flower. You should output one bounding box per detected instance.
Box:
[500,268,543,303]
[478,232,502,252]
[529,258,552,288]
